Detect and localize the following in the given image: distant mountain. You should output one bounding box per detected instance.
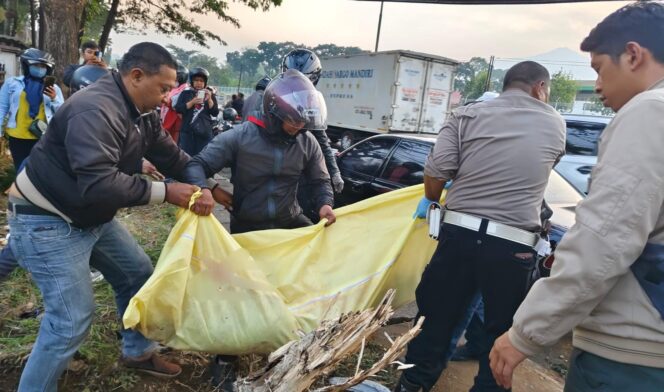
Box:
[494,47,596,81]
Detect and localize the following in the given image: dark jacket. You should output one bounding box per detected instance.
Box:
[231,97,244,115]
[20,71,190,228]
[310,129,340,177]
[241,90,263,121]
[182,119,334,228]
[175,88,220,136]
[63,64,82,87]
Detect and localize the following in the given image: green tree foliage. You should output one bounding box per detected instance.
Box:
[226,41,368,87]
[550,70,577,112]
[82,0,110,46]
[464,70,489,101]
[166,44,235,86]
[168,41,368,89]
[453,57,506,101]
[226,48,263,77]
[166,44,199,66]
[76,0,281,51]
[454,57,487,93]
[111,0,282,48]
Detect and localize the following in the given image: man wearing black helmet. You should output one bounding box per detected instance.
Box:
[175,67,219,156]
[242,75,271,121]
[282,48,345,221]
[160,61,189,143]
[182,69,335,390]
[184,69,335,231]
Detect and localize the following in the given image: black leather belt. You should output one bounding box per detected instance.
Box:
[8,201,59,217]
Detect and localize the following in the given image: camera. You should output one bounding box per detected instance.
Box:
[43,76,56,89]
[94,50,102,60]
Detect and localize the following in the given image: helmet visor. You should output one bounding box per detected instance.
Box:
[272,89,327,131]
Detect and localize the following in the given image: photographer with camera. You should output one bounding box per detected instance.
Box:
[63,40,107,88]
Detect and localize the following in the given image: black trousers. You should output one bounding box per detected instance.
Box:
[403,221,536,392]
[7,136,38,171]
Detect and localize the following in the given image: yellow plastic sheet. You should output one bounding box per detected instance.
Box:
[123,184,442,354]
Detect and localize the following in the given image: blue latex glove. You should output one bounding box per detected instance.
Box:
[413,197,436,219]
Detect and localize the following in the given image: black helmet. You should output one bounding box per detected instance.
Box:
[20,48,55,77]
[189,67,209,86]
[281,49,322,86]
[255,76,271,91]
[176,62,189,85]
[263,69,327,132]
[70,65,109,94]
[222,108,238,121]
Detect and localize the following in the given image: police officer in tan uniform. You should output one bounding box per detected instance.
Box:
[395,61,566,392]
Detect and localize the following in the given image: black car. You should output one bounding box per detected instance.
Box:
[335,134,435,206]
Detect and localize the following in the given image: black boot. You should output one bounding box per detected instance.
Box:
[393,374,423,392]
[209,355,238,392]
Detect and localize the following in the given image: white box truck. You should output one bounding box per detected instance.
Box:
[317,50,459,149]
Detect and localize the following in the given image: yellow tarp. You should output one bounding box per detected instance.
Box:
[123,184,442,354]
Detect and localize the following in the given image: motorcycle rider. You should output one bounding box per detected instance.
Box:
[242,76,271,121]
[282,49,344,221]
[182,69,335,390]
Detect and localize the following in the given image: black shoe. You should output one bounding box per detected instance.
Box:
[450,344,480,361]
[393,374,422,392]
[209,355,237,392]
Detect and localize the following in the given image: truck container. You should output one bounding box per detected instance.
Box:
[317,50,459,149]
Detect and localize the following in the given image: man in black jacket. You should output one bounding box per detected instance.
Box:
[7,42,213,391]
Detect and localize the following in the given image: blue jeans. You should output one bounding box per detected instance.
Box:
[0,244,18,281]
[446,293,485,362]
[9,212,157,392]
[565,349,664,392]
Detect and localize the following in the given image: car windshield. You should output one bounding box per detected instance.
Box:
[546,170,584,204]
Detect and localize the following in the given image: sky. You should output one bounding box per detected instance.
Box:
[109,0,631,65]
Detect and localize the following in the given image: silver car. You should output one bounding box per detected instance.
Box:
[556,114,612,194]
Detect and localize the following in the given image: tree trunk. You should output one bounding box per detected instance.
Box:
[78,2,88,49]
[98,0,120,53]
[41,0,87,81]
[38,2,45,50]
[30,0,37,47]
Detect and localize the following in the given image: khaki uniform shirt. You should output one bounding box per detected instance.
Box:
[424,89,566,232]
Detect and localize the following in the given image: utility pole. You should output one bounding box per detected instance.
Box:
[374,1,384,52]
[237,64,244,93]
[484,55,495,92]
